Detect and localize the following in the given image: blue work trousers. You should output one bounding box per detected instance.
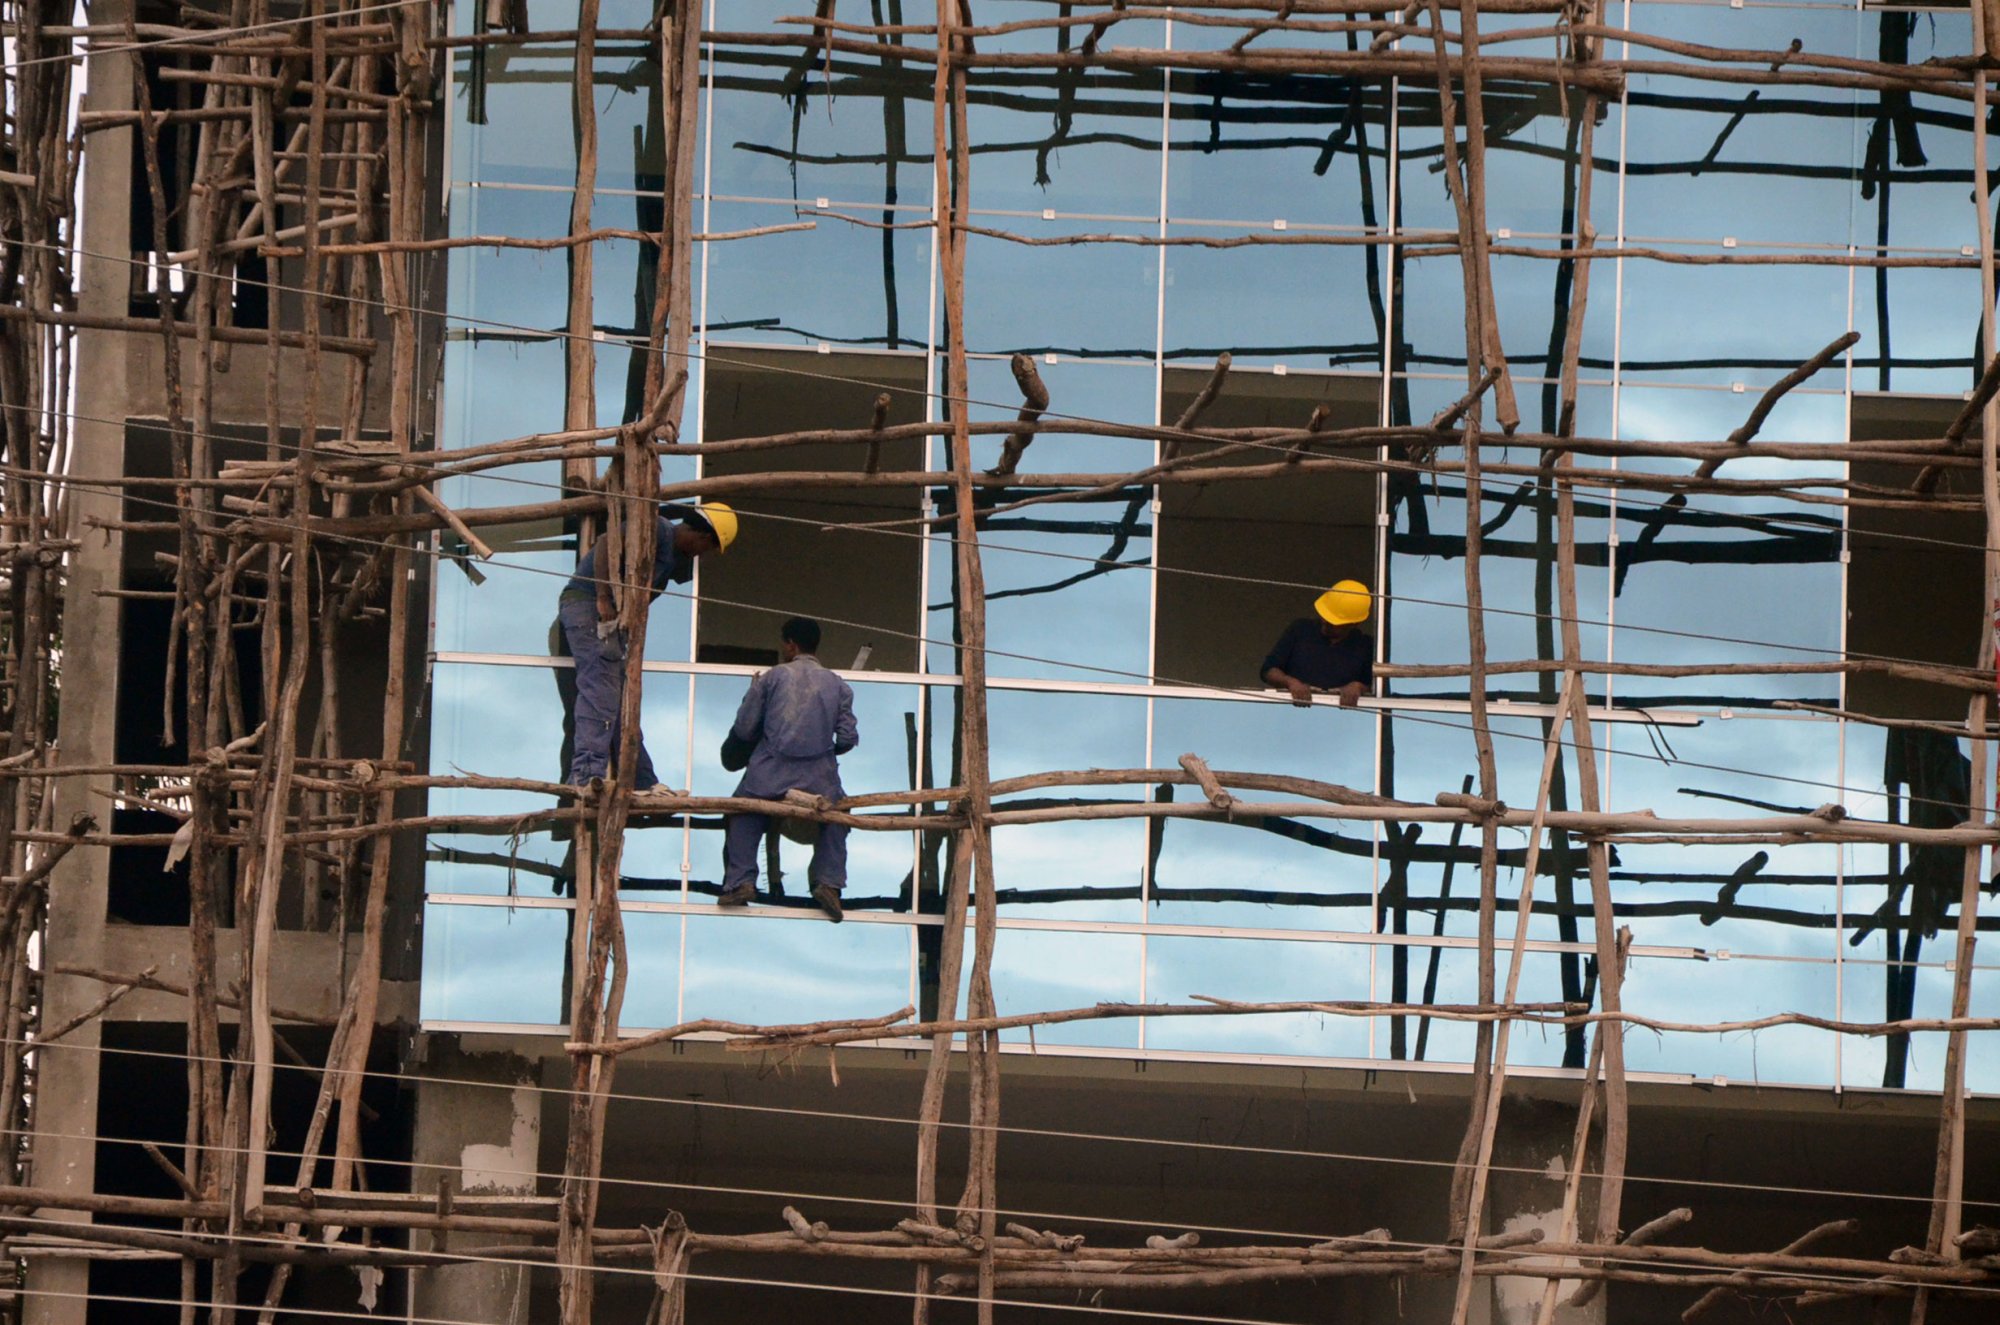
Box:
[557,596,657,789]
[722,753,847,892]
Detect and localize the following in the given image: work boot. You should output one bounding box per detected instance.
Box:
[811,884,844,924]
[717,883,756,908]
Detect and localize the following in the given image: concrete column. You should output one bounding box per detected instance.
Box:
[23,1,134,1319]
[1483,1097,1606,1325]
[408,1041,543,1325]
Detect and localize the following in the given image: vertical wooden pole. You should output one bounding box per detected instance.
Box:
[1448,678,1576,1325]
[1913,3,1999,1318]
[1548,0,1629,1266]
[932,7,1002,1321]
[1424,0,1506,1242]
[330,0,429,1197]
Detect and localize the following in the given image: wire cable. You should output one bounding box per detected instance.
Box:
[20,1030,2000,1218]
[78,470,1990,819]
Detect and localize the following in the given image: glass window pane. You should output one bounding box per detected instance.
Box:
[705,0,936,205]
[962,223,1158,358]
[1605,715,1841,961]
[1612,390,1843,706]
[703,201,934,350]
[971,689,1148,921]
[617,910,686,1029]
[1153,368,1382,696]
[1841,955,2000,1096]
[1382,388,1613,702]
[1145,935,1372,1059]
[427,662,691,895]
[1852,262,1981,397]
[449,0,661,190]
[1621,261,1850,386]
[1166,27,1390,231]
[1149,697,1377,932]
[1621,951,1837,1088]
[698,346,927,673]
[1621,6,1860,248]
[1163,228,1384,372]
[928,360,1154,683]
[1396,16,1619,242]
[682,912,912,1025]
[961,11,1165,219]
[421,903,570,1025]
[976,928,1142,1049]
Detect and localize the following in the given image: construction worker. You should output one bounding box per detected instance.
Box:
[555,501,738,787]
[1261,579,1374,708]
[719,618,858,923]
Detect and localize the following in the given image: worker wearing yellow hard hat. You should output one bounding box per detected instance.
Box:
[552,500,740,788]
[1260,578,1375,709]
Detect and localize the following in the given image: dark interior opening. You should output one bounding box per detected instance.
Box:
[88,1020,411,1323]
[1155,369,1380,690]
[1848,396,1984,721]
[697,348,928,672]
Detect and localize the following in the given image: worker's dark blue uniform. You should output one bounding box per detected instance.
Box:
[722,656,859,894]
[1261,619,1374,690]
[555,516,694,786]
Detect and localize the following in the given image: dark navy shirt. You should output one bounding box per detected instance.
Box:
[562,515,692,599]
[1260,618,1374,691]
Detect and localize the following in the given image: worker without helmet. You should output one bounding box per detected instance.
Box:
[1260,578,1375,709]
[718,617,858,923]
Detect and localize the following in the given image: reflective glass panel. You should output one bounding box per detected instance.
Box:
[682,911,913,1025]
[1852,262,1982,397]
[975,689,1148,920]
[961,223,1158,358]
[705,0,936,206]
[1620,949,1838,1088]
[445,186,650,341]
[1852,14,1976,252]
[420,903,570,1025]
[1612,389,1844,705]
[1145,935,1373,1060]
[1840,955,2000,1096]
[975,927,1143,1048]
[927,359,1154,683]
[449,0,662,191]
[1381,418,1613,702]
[1621,5,1861,248]
[428,662,692,894]
[1149,697,1378,932]
[1162,228,1385,372]
[616,910,686,1030]
[1395,15,1624,244]
[960,9,1165,219]
[1166,23,1390,231]
[1604,715,1842,960]
[702,201,934,350]
[1619,261,1850,386]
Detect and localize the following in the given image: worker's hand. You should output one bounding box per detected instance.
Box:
[595,618,626,661]
[1284,677,1314,707]
[1337,681,1365,709]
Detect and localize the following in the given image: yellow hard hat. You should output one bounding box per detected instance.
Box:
[694,500,738,552]
[1314,579,1371,626]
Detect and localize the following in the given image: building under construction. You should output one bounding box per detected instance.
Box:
[0,0,1997,1320]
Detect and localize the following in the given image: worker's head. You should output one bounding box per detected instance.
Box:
[780,617,822,662]
[675,500,738,557]
[1313,579,1371,640]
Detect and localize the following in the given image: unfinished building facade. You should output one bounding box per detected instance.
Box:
[1,0,1998,1321]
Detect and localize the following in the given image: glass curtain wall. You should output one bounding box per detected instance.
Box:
[421,0,1998,1095]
